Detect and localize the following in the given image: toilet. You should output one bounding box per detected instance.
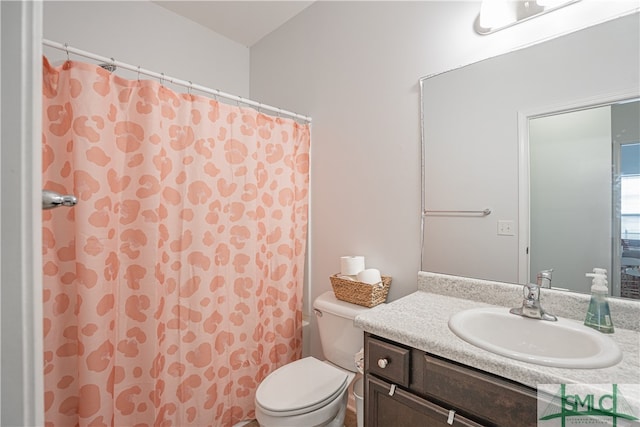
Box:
[254,290,370,427]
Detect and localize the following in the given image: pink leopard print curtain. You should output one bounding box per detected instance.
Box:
[42,57,310,427]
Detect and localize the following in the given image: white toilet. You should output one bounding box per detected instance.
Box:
[254,290,370,427]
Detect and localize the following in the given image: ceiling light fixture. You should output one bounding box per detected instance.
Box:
[475,0,581,35]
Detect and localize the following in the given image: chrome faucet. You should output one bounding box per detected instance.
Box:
[510,269,557,321]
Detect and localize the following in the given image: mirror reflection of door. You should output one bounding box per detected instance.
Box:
[528,100,639,299]
[614,101,640,299]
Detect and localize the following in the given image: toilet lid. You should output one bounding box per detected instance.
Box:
[256,357,348,415]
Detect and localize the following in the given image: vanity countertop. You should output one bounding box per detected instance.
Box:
[354,273,640,389]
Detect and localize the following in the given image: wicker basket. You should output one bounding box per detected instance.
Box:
[329,274,392,307]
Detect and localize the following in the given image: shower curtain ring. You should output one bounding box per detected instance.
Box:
[100,57,117,73]
[64,43,70,61]
[137,66,141,82]
[188,81,193,95]
[160,72,165,87]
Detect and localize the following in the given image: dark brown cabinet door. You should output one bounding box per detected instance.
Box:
[421,354,538,427]
[366,375,485,427]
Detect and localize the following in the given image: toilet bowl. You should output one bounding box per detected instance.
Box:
[254,357,355,427]
[254,291,370,427]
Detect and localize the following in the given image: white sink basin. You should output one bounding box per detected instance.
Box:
[448,307,622,369]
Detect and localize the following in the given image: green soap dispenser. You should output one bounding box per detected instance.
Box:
[584,268,614,334]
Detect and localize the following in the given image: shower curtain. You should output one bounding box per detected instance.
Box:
[41,57,310,427]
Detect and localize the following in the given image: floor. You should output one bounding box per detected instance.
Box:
[344,408,358,427]
[244,408,357,427]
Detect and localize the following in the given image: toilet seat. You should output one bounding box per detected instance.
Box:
[255,357,349,416]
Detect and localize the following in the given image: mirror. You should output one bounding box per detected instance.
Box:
[420,13,640,298]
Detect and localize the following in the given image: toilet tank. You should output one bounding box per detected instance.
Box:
[313,291,370,371]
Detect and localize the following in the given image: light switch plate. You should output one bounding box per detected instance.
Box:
[497,220,515,236]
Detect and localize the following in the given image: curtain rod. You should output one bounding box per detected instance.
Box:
[42,39,312,123]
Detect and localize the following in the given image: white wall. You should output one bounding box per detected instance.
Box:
[249,1,640,359]
[44,1,250,97]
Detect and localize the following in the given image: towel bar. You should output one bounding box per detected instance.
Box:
[423,208,491,216]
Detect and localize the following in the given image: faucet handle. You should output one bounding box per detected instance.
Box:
[523,282,540,301]
[512,281,557,321]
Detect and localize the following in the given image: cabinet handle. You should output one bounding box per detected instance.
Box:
[377,358,389,369]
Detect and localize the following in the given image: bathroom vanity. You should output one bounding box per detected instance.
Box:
[365,334,538,426]
[355,272,640,427]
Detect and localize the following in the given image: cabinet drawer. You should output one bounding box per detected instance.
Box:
[365,336,410,387]
[366,375,484,427]
[422,354,538,427]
